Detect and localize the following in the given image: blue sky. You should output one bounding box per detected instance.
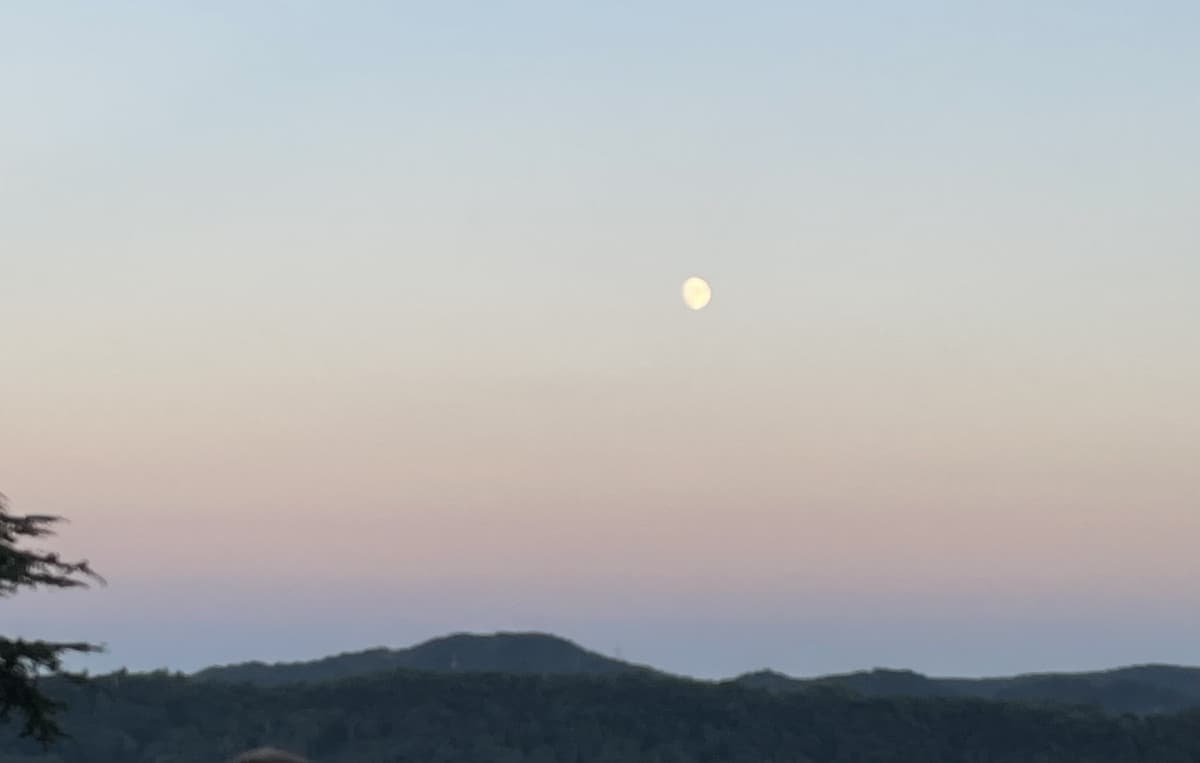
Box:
[3,1,1199,680]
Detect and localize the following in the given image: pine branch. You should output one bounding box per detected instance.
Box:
[0,495,105,597]
[0,493,105,746]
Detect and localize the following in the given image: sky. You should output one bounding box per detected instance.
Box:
[2,1,1199,681]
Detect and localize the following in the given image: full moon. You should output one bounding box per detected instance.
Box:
[682,276,712,310]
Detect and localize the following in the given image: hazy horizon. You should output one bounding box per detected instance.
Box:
[83,627,1200,682]
[4,2,1198,683]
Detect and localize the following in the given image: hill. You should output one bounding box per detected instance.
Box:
[6,669,1200,762]
[192,631,654,687]
[734,664,1200,714]
[191,631,1200,716]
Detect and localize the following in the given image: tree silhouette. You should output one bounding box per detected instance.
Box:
[0,491,104,746]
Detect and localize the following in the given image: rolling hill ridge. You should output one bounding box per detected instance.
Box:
[191,631,1200,715]
[192,631,655,687]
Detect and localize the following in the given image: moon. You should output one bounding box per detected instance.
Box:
[682,276,712,310]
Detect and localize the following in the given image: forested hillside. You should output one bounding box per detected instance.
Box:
[192,632,653,687]
[5,669,1200,763]
[191,631,1200,716]
[734,664,1200,714]
[11,632,1195,761]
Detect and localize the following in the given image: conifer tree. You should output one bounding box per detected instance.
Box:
[0,492,104,746]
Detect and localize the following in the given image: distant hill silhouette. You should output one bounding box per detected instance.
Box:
[193,631,654,687]
[733,664,1200,715]
[10,667,1200,762]
[190,631,1200,716]
[7,633,1200,760]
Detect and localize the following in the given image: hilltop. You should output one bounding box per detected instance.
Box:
[189,630,1200,716]
[192,631,656,687]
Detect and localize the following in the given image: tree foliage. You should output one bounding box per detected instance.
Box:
[0,493,103,746]
[4,668,1200,762]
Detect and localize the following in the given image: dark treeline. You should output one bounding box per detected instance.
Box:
[5,669,1200,763]
[186,632,1200,717]
[739,666,1200,715]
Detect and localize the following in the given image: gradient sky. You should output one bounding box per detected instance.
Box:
[3,1,1199,681]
